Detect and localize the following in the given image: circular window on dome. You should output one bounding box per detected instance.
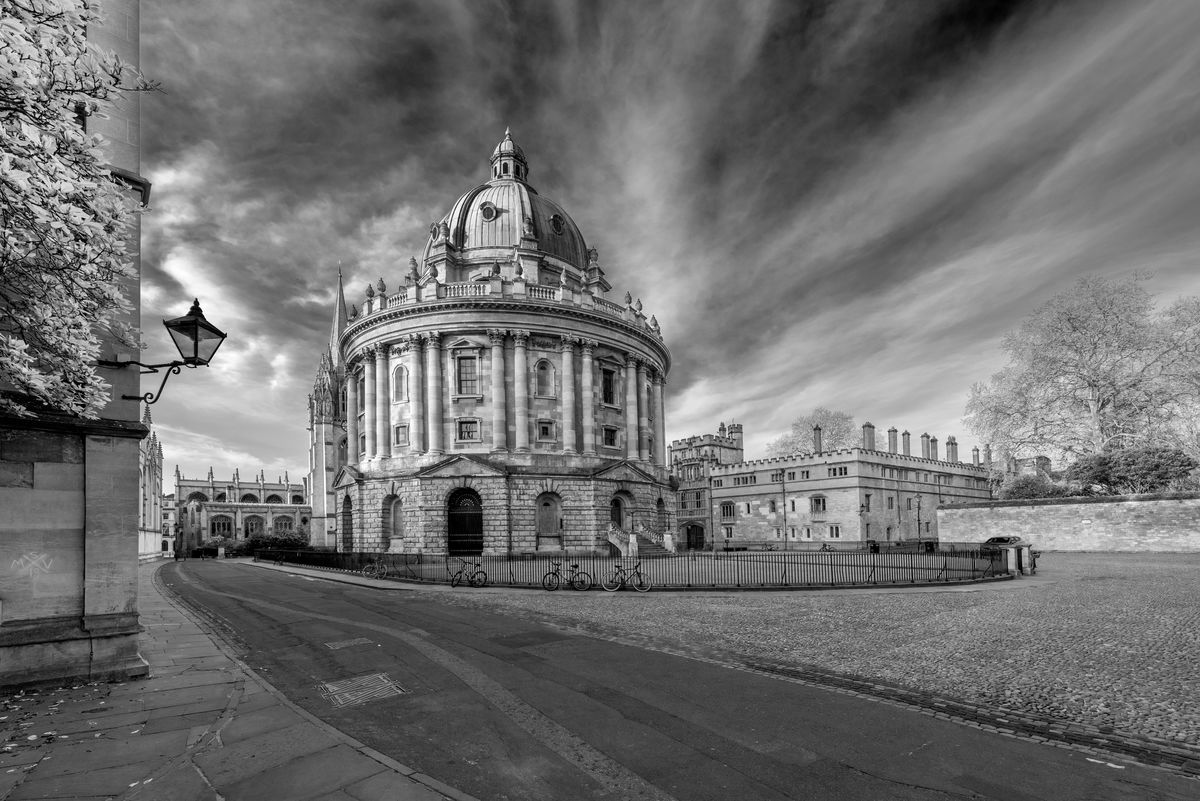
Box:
[549,214,565,235]
[479,201,498,222]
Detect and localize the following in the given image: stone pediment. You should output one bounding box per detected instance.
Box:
[591,460,656,483]
[331,465,360,490]
[416,455,507,479]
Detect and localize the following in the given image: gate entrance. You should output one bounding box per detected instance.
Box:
[685,524,705,551]
[341,496,353,552]
[447,488,483,556]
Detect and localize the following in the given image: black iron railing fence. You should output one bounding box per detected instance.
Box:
[254,543,1007,590]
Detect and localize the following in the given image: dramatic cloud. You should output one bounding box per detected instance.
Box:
[138,0,1200,478]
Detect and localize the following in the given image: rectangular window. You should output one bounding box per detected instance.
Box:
[601,368,617,405]
[907,498,913,510]
[721,502,734,518]
[790,499,796,512]
[768,500,777,513]
[787,471,796,480]
[723,526,734,539]
[829,525,841,538]
[744,503,752,515]
[602,427,619,448]
[811,496,826,513]
[393,425,409,446]
[457,419,480,441]
[537,420,556,441]
[713,479,723,487]
[864,494,871,512]
[774,527,782,538]
[770,471,783,482]
[887,496,894,510]
[457,356,478,395]
[803,526,812,539]
[800,470,810,479]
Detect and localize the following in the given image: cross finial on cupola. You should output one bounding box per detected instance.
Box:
[490,127,529,182]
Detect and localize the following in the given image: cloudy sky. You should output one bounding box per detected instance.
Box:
[137,0,1200,483]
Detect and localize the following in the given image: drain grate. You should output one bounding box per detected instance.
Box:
[324,637,373,650]
[318,673,408,708]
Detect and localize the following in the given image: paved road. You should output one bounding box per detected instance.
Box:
[162,561,1196,801]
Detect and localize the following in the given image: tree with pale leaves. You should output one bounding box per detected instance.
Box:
[766,407,857,456]
[0,0,146,418]
[964,275,1200,463]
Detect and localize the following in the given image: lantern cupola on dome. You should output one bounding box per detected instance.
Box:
[490,127,528,181]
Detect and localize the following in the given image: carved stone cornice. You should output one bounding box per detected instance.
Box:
[389,342,409,358]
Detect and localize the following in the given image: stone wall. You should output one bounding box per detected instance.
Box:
[938,494,1200,551]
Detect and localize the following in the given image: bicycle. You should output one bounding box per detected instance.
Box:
[448,557,487,588]
[360,556,388,580]
[601,560,651,592]
[818,543,834,552]
[542,560,593,591]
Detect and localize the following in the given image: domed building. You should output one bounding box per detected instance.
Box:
[307,131,674,556]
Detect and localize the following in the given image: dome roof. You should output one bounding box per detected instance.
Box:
[422,130,589,271]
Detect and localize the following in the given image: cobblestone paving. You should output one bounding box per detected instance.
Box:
[431,553,1200,768]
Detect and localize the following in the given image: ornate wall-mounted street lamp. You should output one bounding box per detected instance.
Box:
[99,298,227,405]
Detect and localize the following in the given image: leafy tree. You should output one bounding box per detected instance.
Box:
[996,474,1068,500]
[965,276,1200,462]
[1066,447,1197,495]
[766,407,857,456]
[1,0,147,417]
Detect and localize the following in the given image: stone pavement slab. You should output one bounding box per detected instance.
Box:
[0,560,476,801]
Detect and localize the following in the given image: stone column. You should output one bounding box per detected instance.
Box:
[561,336,577,454]
[624,354,638,460]
[652,372,666,465]
[363,347,377,460]
[345,368,359,465]
[636,360,650,462]
[489,329,507,452]
[377,344,392,459]
[513,330,530,452]
[581,340,596,455]
[408,335,425,453]
[425,331,443,455]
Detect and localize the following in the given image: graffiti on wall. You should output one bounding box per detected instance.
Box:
[11,552,54,578]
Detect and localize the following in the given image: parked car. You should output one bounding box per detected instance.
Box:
[980,535,1022,550]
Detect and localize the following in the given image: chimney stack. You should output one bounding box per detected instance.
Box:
[902,430,911,455]
[862,422,876,451]
[972,445,980,465]
[947,436,958,462]
[887,427,898,453]
[929,436,939,461]
[983,443,992,465]
[813,425,823,454]
[920,433,931,459]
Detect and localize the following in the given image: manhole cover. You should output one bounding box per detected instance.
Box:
[324,637,373,650]
[318,673,408,708]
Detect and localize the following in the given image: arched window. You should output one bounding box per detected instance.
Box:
[240,493,259,503]
[656,498,666,530]
[244,515,264,537]
[392,365,408,402]
[338,437,347,464]
[215,492,227,502]
[186,491,208,503]
[273,517,294,533]
[265,494,283,504]
[292,494,304,504]
[535,360,555,397]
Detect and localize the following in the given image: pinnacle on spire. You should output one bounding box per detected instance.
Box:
[142,405,152,425]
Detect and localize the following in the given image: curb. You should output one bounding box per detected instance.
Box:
[153,562,483,801]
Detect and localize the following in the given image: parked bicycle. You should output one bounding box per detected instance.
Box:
[542,560,593,591]
[818,543,835,552]
[448,557,487,588]
[601,560,651,592]
[360,556,388,580]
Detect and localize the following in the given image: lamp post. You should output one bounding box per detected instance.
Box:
[99,298,227,404]
[915,494,923,546]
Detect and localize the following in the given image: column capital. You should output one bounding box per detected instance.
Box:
[560,335,579,352]
[652,371,667,386]
[425,331,442,346]
[580,339,597,356]
[404,333,424,349]
[624,353,640,369]
[512,329,530,346]
[487,328,508,345]
[362,345,379,362]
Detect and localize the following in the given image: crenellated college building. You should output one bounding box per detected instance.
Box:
[308,131,674,556]
[174,468,310,553]
[673,423,1000,549]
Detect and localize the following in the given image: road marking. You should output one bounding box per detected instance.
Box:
[324,637,374,650]
[1086,758,1126,769]
[318,673,408,708]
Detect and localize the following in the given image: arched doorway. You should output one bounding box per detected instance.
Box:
[341,496,354,552]
[535,492,562,550]
[447,488,483,556]
[610,497,623,529]
[380,495,402,552]
[685,524,705,551]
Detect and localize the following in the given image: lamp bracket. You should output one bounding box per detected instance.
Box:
[97,359,194,405]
